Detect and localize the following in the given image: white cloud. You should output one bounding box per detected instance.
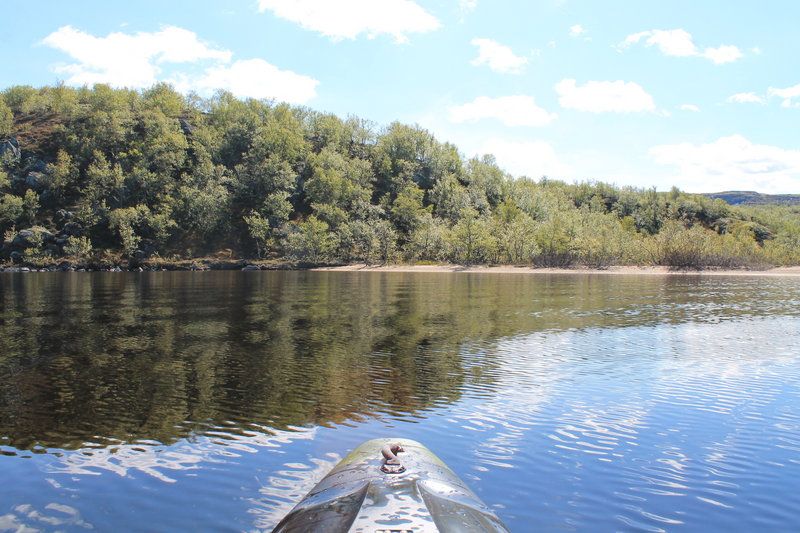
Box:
[727,92,764,104]
[470,38,528,74]
[680,104,700,112]
[617,29,743,64]
[459,0,478,15]
[569,24,586,37]
[555,78,656,113]
[257,0,440,43]
[650,135,800,193]
[619,29,696,56]
[702,45,743,64]
[42,25,232,88]
[768,83,800,107]
[42,25,319,104]
[185,59,319,104]
[449,95,557,126]
[479,139,572,179]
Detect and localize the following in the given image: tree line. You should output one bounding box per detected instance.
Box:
[1,83,799,268]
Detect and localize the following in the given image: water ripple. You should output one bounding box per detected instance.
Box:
[3,273,800,532]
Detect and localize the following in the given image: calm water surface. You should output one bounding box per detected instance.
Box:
[1,271,799,532]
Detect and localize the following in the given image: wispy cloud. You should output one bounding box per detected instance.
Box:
[727,92,765,104]
[768,83,800,107]
[175,59,318,103]
[569,24,586,37]
[556,78,656,113]
[680,104,700,112]
[459,0,477,20]
[449,95,557,126]
[479,139,571,179]
[470,38,528,74]
[256,0,440,43]
[616,29,743,64]
[650,135,800,193]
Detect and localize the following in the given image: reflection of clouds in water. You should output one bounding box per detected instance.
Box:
[153,312,800,533]
[23,425,322,532]
[46,425,318,483]
[0,503,93,532]
[47,443,206,483]
[449,334,569,474]
[247,452,342,531]
[443,317,800,529]
[655,317,798,376]
[638,319,800,512]
[545,317,800,529]
[549,404,646,460]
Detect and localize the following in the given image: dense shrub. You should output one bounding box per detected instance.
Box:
[1,83,798,267]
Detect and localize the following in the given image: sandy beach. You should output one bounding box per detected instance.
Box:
[313,264,800,277]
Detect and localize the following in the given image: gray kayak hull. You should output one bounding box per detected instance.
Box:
[272,438,510,532]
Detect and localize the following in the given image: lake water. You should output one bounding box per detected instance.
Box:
[1,271,799,532]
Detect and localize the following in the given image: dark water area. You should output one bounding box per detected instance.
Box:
[1,271,799,532]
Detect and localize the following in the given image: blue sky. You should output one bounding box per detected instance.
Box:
[3,0,799,193]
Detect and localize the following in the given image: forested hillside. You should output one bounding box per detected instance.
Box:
[1,84,799,269]
[703,191,800,207]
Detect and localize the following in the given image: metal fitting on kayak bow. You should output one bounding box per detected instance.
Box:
[380,442,406,474]
[272,438,511,532]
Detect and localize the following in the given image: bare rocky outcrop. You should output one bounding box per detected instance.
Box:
[0,137,21,162]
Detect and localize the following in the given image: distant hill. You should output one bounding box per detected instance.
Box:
[703,191,800,206]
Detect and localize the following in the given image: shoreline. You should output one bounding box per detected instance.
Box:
[2,261,800,277]
[311,264,800,277]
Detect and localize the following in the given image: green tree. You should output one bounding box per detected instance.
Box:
[244,211,272,258]
[286,216,335,263]
[0,99,13,138]
[336,220,379,264]
[109,206,150,256]
[305,111,349,153]
[171,184,230,241]
[22,190,39,226]
[142,83,185,117]
[17,228,54,266]
[0,193,23,229]
[234,156,296,211]
[634,187,664,234]
[448,208,496,265]
[43,82,79,116]
[407,212,448,262]
[2,85,49,114]
[305,147,374,222]
[534,212,577,267]
[573,210,626,268]
[389,182,430,234]
[45,150,77,200]
[64,235,93,260]
[429,173,470,221]
[85,151,124,206]
[463,155,507,209]
[373,219,398,263]
[133,109,189,176]
[493,202,537,264]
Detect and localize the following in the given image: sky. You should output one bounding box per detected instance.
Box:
[2,0,799,193]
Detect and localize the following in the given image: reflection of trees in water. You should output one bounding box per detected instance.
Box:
[0,272,797,450]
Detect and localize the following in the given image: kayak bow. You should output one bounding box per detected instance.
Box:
[272,438,510,532]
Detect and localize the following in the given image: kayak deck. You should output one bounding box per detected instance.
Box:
[272,438,510,532]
